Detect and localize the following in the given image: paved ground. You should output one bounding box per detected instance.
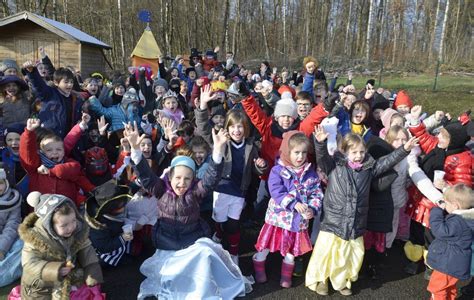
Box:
[1,226,472,299]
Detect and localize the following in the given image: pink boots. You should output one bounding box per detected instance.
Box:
[252,255,267,283]
[280,261,295,288]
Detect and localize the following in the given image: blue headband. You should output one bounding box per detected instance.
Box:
[171,156,196,173]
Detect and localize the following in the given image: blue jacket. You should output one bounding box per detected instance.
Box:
[337,109,372,143]
[427,207,474,280]
[26,69,83,137]
[89,97,142,132]
[0,148,29,198]
[302,72,315,97]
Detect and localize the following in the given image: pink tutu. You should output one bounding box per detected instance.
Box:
[255,223,312,257]
[363,231,386,253]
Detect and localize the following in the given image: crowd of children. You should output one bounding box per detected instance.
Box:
[0,46,473,299]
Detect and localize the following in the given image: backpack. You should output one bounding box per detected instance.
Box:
[85,146,109,176]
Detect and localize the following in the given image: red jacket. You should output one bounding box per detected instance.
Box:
[406,122,473,227]
[20,129,95,206]
[409,122,473,187]
[241,95,328,179]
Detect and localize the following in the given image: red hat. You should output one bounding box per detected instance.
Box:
[278,85,296,99]
[393,90,413,109]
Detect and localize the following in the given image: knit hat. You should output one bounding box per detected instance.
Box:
[0,75,28,91]
[278,85,296,99]
[393,90,413,109]
[444,121,471,151]
[153,77,169,91]
[169,78,181,93]
[210,104,226,119]
[0,59,18,73]
[226,82,240,96]
[366,79,376,87]
[274,98,298,119]
[380,108,399,129]
[171,155,196,173]
[112,77,126,89]
[372,93,390,111]
[279,131,303,167]
[91,72,104,80]
[121,88,139,107]
[190,48,202,60]
[27,192,78,238]
[0,169,21,213]
[261,80,273,92]
[85,180,131,229]
[4,123,25,140]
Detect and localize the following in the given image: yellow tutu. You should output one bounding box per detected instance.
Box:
[305,231,364,291]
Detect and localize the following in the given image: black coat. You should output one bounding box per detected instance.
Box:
[366,137,398,233]
[314,139,409,241]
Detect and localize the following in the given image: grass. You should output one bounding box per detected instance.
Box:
[337,74,474,117]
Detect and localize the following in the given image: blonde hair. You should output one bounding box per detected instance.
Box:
[288,133,311,152]
[444,183,474,209]
[225,110,250,138]
[385,125,409,145]
[175,145,194,159]
[340,133,365,153]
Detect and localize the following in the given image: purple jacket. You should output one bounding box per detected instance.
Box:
[265,160,323,232]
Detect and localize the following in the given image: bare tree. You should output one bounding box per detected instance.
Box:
[365,0,374,65]
[438,0,449,62]
[117,0,126,68]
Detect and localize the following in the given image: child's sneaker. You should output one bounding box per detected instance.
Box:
[338,288,352,296]
[315,281,329,296]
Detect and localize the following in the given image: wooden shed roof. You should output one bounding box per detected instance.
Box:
[0,11,112,49]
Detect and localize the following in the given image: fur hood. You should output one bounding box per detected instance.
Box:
[19,213,90,259]
[453,208,474,221]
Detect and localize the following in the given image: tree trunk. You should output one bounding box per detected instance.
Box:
[365,0,374,66]
[117,0,126,68]
[344,0,353,56]
[232,0,241,55]
[438,0,449,62]
[428,0,440,63]
[260,1,270,60]
[282,0,287,56]
[222,0,230,53]
[63,0,67,23]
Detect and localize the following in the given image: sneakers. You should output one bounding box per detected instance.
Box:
[231,254,239,266]
[339,288,352,296]
[252,254,267,283]
[211,232,222,244]
[315,281,329,296]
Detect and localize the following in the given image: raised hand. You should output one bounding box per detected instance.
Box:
[22,60,35,72]
[161,118,176,140]
[212,128,229,150]
[200,84,218,109]
[80,113,91,129]
[97,116,109,135]
[123,122,146,150]
[410,105,422,120]
[37,165,50,175]
[26,118,41,131]
[313,125,329,143]
[404,136,419,152]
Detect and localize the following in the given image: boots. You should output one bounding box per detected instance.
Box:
[252,254,267,283]
[280,260,295,288]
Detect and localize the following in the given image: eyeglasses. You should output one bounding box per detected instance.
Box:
[296,102,311,107]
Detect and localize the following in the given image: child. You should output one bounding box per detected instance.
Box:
[196,91,267,264]
[20,118,95,206]
[80,77,99,100]
[98,77,126,107]
[295,91,313,120]
[89,88,142,132]
[1,125,29,199]
[253,131,323,288]
[306,128,417,296]
[0,75,31,128]
[338,100,373,142]
[426,184,474,300]
[124,121,227,250]
[85,180,134,267]
[392,90,413,117]
[19,192,103,299]
[157,90,185,126]
[0,169,23,287]
[379,108,404,139]
[22,61,83,138]
[0,59,18,76]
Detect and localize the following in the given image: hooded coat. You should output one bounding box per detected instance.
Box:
[19,212,102,300]
[427,207,474,280]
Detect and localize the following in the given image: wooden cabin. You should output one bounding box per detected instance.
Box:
[0,11,112,76]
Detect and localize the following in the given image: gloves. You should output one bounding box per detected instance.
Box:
[323,92,340,113]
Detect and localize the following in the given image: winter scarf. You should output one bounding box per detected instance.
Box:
[38,151,63,168]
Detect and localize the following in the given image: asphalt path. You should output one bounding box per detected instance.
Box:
[100,226,473,300]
